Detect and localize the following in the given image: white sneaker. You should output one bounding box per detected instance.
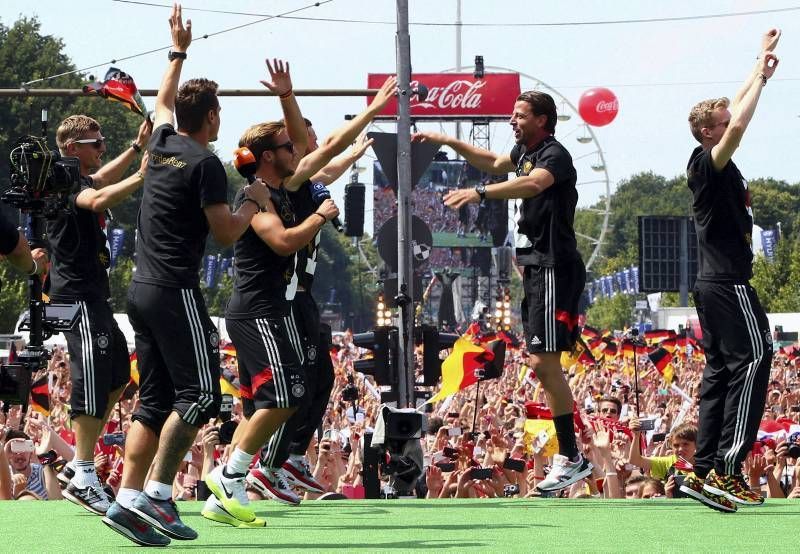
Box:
[246,467,301,506]
[536,454,593,493]
[204,465,255,523]
[201,495,266,528]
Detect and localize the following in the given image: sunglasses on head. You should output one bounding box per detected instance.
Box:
[72,137,106,148]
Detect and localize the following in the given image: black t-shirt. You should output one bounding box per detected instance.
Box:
[226,186,298,319]
[286,181,321,292]
[134,124,228,288]
[510,136,580,266]
[0,214,19,256]
[45,176,111,301]
[687,146,753,282]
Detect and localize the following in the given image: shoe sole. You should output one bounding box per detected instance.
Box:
[702,484,764,506]
[536,462,594,493]
[101,515,170,547]
[129,505,198,541]
[283,467,325,494]
[246,474,301,506]
[679,485,737,513]
[202,509,267,528]
[62,487,108,516]
[205,476,257,522]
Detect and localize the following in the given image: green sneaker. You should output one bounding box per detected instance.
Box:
[679,471,737,513]
[204,465,256,523]
[201,496,265,528]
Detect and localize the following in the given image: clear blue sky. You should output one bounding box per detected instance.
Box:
[3,0,799,234]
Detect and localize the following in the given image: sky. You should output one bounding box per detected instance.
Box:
[2,0,799,236]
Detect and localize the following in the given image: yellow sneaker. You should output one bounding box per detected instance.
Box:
[679,471,737,513]
[204,465,256,523]
[201,496,265,528]
[704,470,764,506]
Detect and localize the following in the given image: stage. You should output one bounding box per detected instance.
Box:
[7,498,800,552]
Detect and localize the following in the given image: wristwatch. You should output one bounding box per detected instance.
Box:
[475,183,487,201]
[168,50,187,61]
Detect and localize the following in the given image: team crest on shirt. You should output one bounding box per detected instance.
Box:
[292,383,306,398]
[280,204,293,223]
[522,160,533,175]
[765,330,773,346]
[96,334,109,349]
[210,332,219,346]
[307,345,317,361]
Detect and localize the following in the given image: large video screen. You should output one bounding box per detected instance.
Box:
[373,159,507,269]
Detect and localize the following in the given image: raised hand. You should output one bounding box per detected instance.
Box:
[761,28,781,52]
[761,52,779,80]
[169,3,192,52]
[371,76,398,111]
[411,130,448,145]
[350,133,374,161]
[443,187,480,210]
[260,58,293,96]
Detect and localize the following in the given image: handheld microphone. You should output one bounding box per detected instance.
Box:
[233,146,258,183]
[309,181,343,232]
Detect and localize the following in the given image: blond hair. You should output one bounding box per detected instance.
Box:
[56,115,101,153]
[688,97,729,143]
[238,121,285,165]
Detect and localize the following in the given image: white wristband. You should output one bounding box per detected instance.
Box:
[28,258,38,276]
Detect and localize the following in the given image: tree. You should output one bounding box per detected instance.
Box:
[108,258,134,313]
[0,263,27,332]
[585,293,634,330]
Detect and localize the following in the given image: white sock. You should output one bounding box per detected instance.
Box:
[226,448,254,476]
[72,460,99,487]
[117,488,140,509]
[144,480,172,500]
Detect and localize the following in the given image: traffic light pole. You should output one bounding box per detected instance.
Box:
[395,0,415,409]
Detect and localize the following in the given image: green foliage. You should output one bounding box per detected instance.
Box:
[108,257,134,313]
[585,292,634,330]
[751,237,800,312]
[0,264,27,332]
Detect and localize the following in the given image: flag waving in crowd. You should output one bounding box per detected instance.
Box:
[83,67,147,117]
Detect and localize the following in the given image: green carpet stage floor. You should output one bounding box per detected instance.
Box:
[4,498,800,552]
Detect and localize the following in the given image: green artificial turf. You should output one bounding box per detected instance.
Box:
[3,498,800,552]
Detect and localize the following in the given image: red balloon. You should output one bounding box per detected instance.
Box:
[578,87,619,127]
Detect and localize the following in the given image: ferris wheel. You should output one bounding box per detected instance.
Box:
[437,65,612,271]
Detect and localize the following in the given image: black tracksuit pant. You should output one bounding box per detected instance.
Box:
[261,291,335,467]
[692,280,773,478]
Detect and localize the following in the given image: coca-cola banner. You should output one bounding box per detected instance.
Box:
[367,73,521,118]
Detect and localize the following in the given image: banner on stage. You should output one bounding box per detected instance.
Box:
[367,73,521,118]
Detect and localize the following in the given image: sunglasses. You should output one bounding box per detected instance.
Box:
[266,140,294,153]
[71,137,106,148]
[599,408,619,415]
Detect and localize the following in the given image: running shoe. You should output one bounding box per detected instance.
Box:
[679,471,737,513]
[704,470,764,506]
[62,481,111,515]
[282,457,325,493]
[201,495,266,528]
[246,466,301,506]
[101,501,171,547]
[130,492,198,540]
[205,464,256,523]
[536,454,593,493]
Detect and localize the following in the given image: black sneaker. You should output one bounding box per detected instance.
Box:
[102,502,171,547]
[62,481,112,515]
[130,492,198,540]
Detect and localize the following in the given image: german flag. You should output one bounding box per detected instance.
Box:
[648,346,674,384]
[581,325,601,341]
[660,337,677,353]
[129,352,139,386]
[428,336,494,403]
[29,373,50,417]
[83,67,146,117]
[644,329,675,345]
[602,338,618,358]
[621,340,635,361]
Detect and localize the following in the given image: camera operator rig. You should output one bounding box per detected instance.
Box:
[0,115,82,421]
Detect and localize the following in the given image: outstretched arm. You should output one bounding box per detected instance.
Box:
[153,3,192,129]
[311,134,373,186]
[732,28,780,109]
[412,131,514,175]
[284,76,398,191]
[259,59,308,156]
[92,119,151,188]
[76,153,147,212]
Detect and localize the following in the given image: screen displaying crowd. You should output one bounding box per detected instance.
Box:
[3,328,799,502]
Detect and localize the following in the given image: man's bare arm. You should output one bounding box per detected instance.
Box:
[153,4,192,129]
[412,131,514,175]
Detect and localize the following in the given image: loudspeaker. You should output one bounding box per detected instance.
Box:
[344,182,365,237]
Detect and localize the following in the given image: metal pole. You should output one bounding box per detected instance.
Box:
[679,217,689,307]
[454,0,463,149]
[395,0,414,409]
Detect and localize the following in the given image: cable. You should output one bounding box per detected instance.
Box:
[113,0,800,27]
[23,0,333,86]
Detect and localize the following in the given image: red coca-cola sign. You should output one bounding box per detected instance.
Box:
[367,73,521,118]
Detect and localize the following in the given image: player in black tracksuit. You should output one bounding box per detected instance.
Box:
[678,31,780,512]
[415,90,593,493]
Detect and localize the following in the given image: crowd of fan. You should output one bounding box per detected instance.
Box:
[3,331,800,502]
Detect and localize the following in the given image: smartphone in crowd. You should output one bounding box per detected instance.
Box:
[470,467,493,480]
[448,426,462,437]
[101,433,126,447]
[218,420,238,445]
[443,446,459,459]
[651,432,667,443]
[638,418,656,431]
[435,461,456,472]
[503,457,526,472]
[10,439,34,454]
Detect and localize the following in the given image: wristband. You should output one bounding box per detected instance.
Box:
[279,89,294,99]
[135,170,144,181]
[605,472,618,477]
[759,73,767,86]
[312,212,327,225]
[243,198,263,212]
[28,258,38,276]
[168,50,187,61]
[130,141,142,154]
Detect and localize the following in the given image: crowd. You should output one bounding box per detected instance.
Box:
[3,327,799,503]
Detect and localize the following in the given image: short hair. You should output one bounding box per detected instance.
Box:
[175,78,220,134]
[5,429,30,441]
[671,423,697,443]
[625,474,648,488]
[56,115,101,153]
[688,97,729,143]
[598,396,622,414]
[516,90,557,134]
[239,121,285,164]
[638,477,665,496]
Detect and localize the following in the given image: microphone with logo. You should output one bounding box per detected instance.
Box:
[310,181,343,233]
[233,146,258,183]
